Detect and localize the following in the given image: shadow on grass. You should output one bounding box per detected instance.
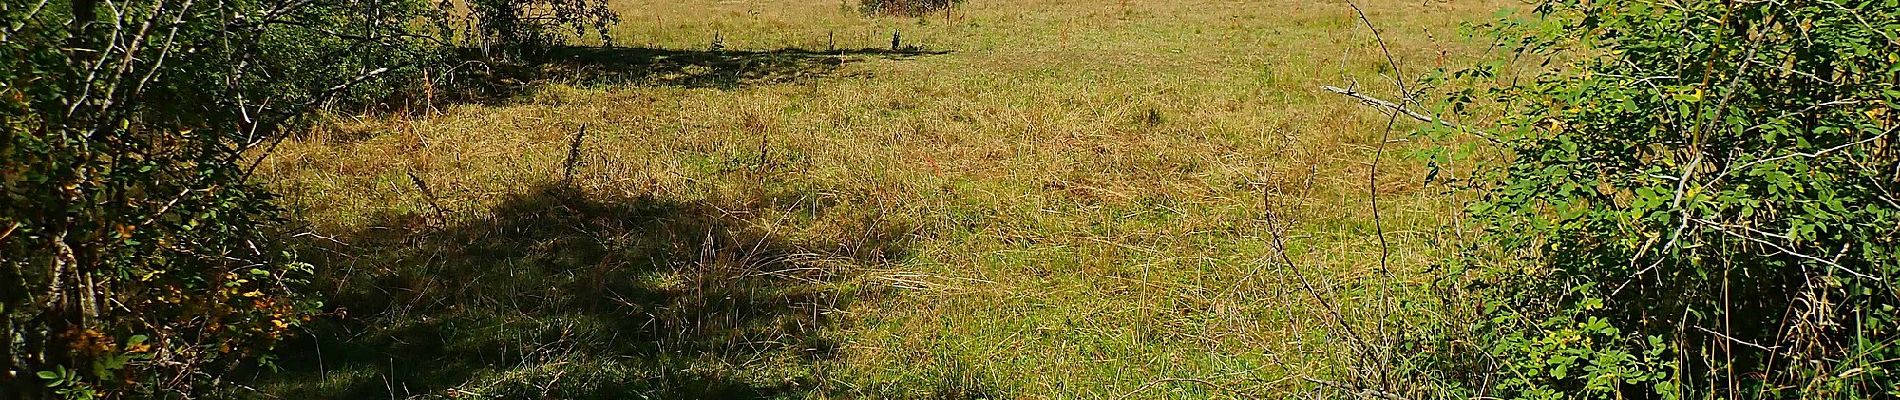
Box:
[248,183,912,399]
[432,46,950,103]
[543,46,950,89]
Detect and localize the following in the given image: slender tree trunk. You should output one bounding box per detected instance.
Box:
[2,255,30,399]
[45,233,82,371]
[67,0,99,53]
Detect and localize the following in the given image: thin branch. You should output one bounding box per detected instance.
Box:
[1322,85,1500,144]
[1345,1,1403,392]
[134,0,201,97]
[1732,128,1892,172]
[1261,188,1381,381]
[1347,1,1409,96]
[1693,325,1780,353]
[0,222,19,244]
[238,65,396,180]
[1817,0,1899,47]
[406,171,450,226]
[9,0,56,34]
[1691,218,1875,280]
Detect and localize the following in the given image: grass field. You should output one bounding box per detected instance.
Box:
[250,0,1508,397]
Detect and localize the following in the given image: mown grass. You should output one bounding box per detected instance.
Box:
[248,0,1508,398]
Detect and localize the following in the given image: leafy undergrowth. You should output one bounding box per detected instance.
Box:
[1419,1,1900,398]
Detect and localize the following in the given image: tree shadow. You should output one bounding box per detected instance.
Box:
[545,46,950,89]
[247,183,913,399]
[434,46,950,103]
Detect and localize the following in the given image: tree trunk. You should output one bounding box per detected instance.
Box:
[2,255,31,399]
[67,0,99,54]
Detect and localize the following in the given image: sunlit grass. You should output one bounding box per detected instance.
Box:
[255,0,1507,397]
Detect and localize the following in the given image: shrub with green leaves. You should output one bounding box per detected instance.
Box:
[1430,1,1899,398]
[2,0,439,396]
[460,0,619,59]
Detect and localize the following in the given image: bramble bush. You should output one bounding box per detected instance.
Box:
[1423,0,1899,398]
[2,0,623,393]
[2,0,623,392]
[1,0,444,397]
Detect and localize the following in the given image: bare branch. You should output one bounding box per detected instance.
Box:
[238,65,397,179]
[1691,218,1876,280]
[1692,325,1781,353]
[133,0,200,97]
[0,222,19,244]
[406,171,450,226]
[9,0,55,34]
[1260,187,1381,381]
[1733,127,1893,172]
[1344,1,1403,392]
[1322,85,1500,144]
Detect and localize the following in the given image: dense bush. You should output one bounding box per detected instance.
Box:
[860,0,961,17]
[461,0,619,59]
[1,0,623,391]
[1429,1,1899,398]
[0,0,439,397]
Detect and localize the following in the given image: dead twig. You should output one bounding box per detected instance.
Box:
[1261,187,1380,378]
[406,171,450,225]
[1321,85,1499,144]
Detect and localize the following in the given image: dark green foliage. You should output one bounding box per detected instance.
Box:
[860,0,961,17]
[1,0,439,396]
[1428,1,1900,398]
[460,0,619,60]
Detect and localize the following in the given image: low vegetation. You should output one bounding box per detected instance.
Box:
[1422,1,1899,398]
[5,0,1895,398]
[250,0,1497,397]
[858,0,961,16]
[0,0,610,396]
[2,0,434,395]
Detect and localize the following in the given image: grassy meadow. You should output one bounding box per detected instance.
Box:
[251,0,1509,397]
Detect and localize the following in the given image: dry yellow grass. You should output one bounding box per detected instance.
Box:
[257,0,1509,397]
